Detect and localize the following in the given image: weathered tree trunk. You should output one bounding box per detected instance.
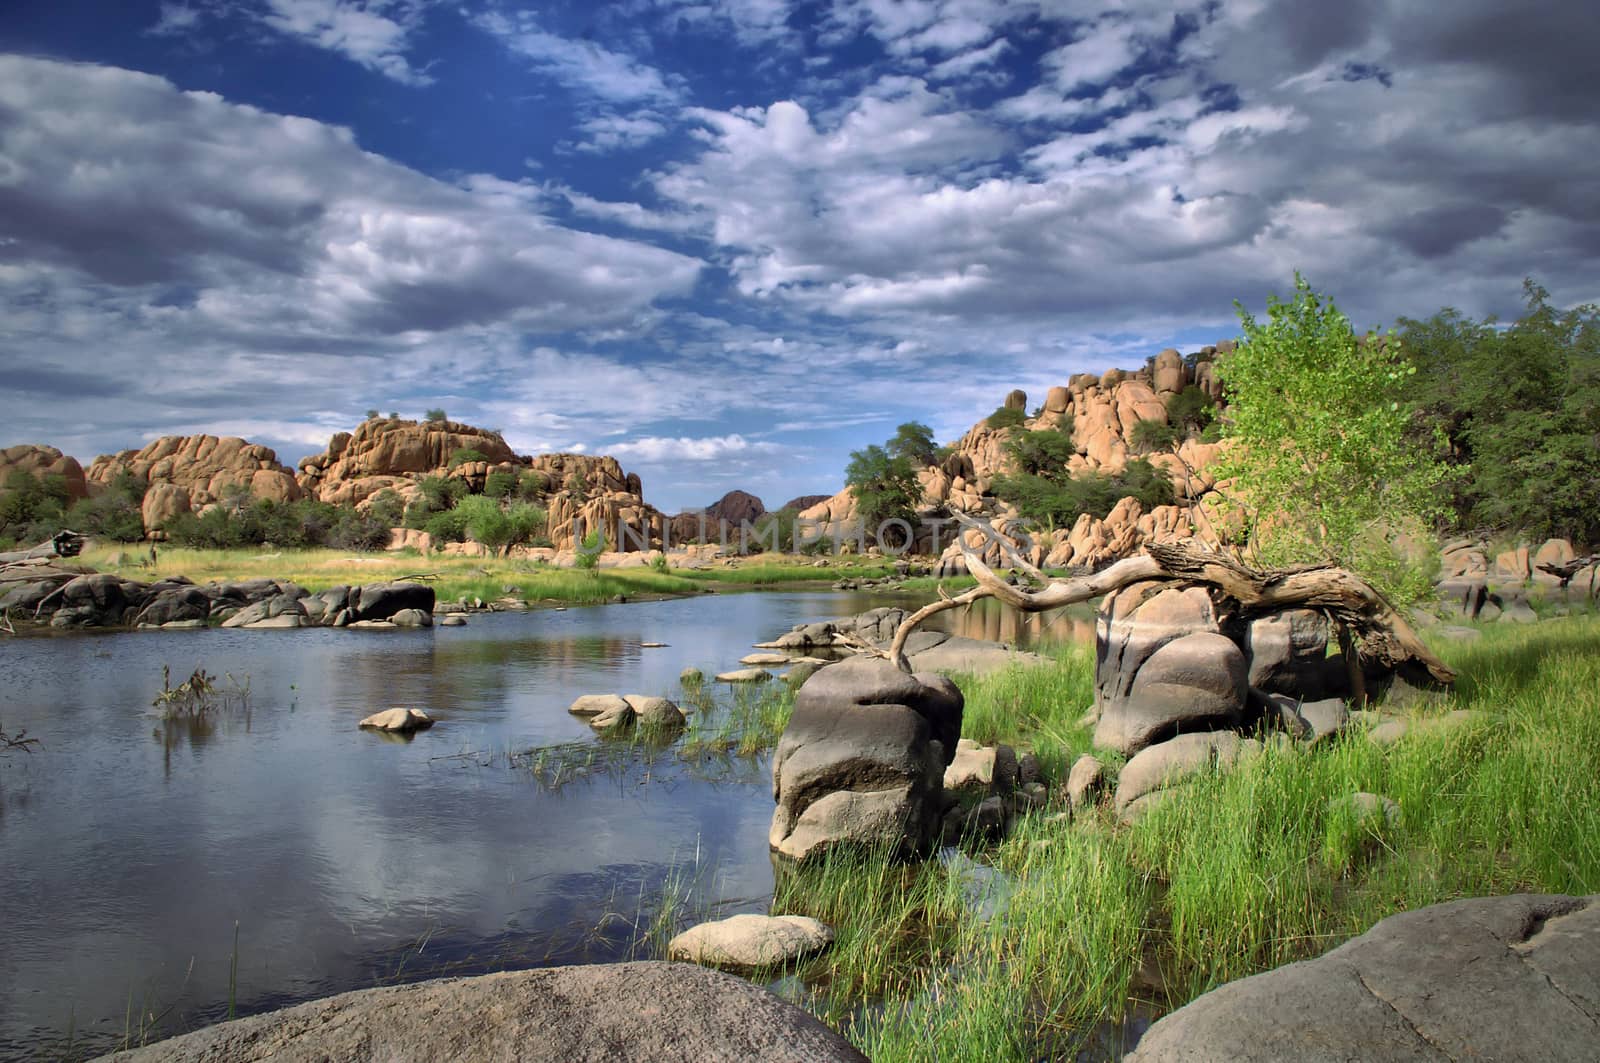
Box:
[887,514,1454,688]
[0,530,86,565]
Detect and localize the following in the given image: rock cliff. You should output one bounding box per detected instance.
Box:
[86,435,303,532]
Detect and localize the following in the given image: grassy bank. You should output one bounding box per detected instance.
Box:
[75,544,899,607]
[768,615,1600,1060]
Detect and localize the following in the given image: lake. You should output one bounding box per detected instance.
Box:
[0,589,1090,1059]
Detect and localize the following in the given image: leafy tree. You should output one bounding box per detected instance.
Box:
[63,471,146,542]
[366,489,404,528]
[1165,386,1216,436]
[365,409,380,420]
[1214,274,1450,605]
[985,406,1026,430]
[992,460,1172,531]
[483,468,517,499]
[455,496,546,555]
[1401,281,1600,544]
[564,471,589,503]
[425,408,448,423]
[575,527,605,570]
[845,444,921,536]
[887,422,938,467]
[1129,418,1178,455]
[424,507,470,543]
[0,470,70,543]
[1005,424,1077,478]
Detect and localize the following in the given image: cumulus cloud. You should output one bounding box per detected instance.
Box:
[473,10,681,104]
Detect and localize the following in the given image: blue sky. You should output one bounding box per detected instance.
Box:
[1,0,1596,512]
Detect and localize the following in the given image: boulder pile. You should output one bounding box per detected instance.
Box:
[0,571,435,631]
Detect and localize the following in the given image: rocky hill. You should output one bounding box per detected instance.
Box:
[1,444,89,501]
[801,343,1234,571]
[668,490,767,543]
[87,435,304,532]
[296,418,517,508]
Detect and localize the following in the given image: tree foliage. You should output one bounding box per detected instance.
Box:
[1400,280,1600,544]
[985,406,1026,430]
[887,422,939,467]
[1214,274,1450,605]
[992,459,1173,531]
[1004,423,1076,476]
[845,443,921,533]
[1129,418,1178,455]
[1165,386,1216,436]
[425,408,448,423]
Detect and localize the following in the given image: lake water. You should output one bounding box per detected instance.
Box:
[0,589,1091,1059]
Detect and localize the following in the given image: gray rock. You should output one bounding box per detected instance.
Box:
[350,581,435,622]
[346,619,397,630]
[221,594,307,629]
[1097,632,1247,755]
[717,668,773,683]
[439,614,467,626]
[134,584,211,626]
[906,635,1049,675]
[668,914,834,970]
[244,613,302,629]
[569,694,629,718]
[1115,732,1260,821]
[102,960,866,1062]
[1125,894,1600,1063]
[624,695,685,729]
[1244,609,1329,698]
[770,657,962,861]
[1067,754,1106,810]
[390,607,432,628]
[784,660,825,688]
[1436,577,1488,619]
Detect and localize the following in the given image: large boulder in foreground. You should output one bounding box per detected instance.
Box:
[1097,632,1247,755]
[101,961,865,1062]
[770,657,962,862]
[1094,583,1230,754]
[1126,893,1600,1063]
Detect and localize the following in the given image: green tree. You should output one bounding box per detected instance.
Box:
[1129,418,1178,455]
[1005,423,1076,478]
[887,422,938,467]
[845,444,921,536]
[483,468,517,499]
[1214,274,1450,605]
[1401,281,1600,543]
[425,408,448,423]
[448,448,490,469]
[63,471,145,542]
[1165,386,1216,436]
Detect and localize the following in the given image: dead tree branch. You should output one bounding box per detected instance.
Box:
[888,512,1454,687]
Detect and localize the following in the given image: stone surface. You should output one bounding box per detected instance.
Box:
[1067,754,1106,810]
[1331,791,1401,831]
[390,607,433,627]
[624,695,685,729]
[1125,894,1600,1063]
[1098,632,1247,755]
[717,668,773,683]
[1244,609,1329,698]
[668,914,834,969]
[1115,732,1259,821]
[359,708,434,732]
[350,581,435,622]
[770,657,962,861]
[103,961,866,1063]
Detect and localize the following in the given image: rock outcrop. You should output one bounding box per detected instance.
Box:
[86,435,303,533]
[0,444,89,500]
[103,961,867,1062]
[1126,893,1600,1063]
[770,657,962,861]
[296,417,518,508]
[669,490,767,544]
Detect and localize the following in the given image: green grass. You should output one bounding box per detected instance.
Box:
[678,675,797,758]
[674,560,898,585]
[950,641,1099,783]
[771,615,1600,1060]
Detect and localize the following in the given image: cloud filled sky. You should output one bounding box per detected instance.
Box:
[1,0,1596,511]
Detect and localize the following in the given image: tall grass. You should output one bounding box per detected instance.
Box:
[952,641,1098,782]
[779,615,1600,1060]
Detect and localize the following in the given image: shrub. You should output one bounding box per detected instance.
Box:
[425,408,448,423]
[575,528,605,570]
[448,448,491,469]
[484,468,517,499]
[424,507,469,543]
[1129,418,1179,455]
[518,470,550,501]
[1005,424,1077,477]
[1166,386,1216,435]
[985,406,1026,430]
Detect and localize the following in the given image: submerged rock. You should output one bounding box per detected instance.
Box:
[359,708,434,733]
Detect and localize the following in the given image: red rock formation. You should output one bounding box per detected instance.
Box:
[86,435,303,532]
[0,444,89,500]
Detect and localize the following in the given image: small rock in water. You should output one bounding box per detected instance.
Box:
[641,641,669,648]
[569,694,629,718]
[668,914,834,970]
[439,614,468,626]
[716,668,773,683]
[740,652,791,666]
[359,708,434,733]
[680,667,705,686]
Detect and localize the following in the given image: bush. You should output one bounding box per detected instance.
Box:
[448,448,491,469]
[484,469,517,499]
[575,528,605,570]
[424,507,469,543]
[425,408,448,423]
[63,471,146,542]
[992,459,1173,531]
[1166,386,1216,435]
[1005,424,1076,477]
[1129,418,1178,455]
[518,470,550,501]
[366,489,404,528]
[986,406,1026,430]
[0,469,71,543]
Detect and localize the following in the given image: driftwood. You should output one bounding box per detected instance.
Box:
[0,529,86,565]
[886,513,1455,687]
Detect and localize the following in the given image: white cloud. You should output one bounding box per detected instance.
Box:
[473,10,681,104]
[607,434,783,463]
[570,113,671,153]
[254,0,436,84]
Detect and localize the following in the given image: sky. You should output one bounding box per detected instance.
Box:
[1,0,1596,513]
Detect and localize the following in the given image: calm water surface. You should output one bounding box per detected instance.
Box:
[0,590,1088,1059]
